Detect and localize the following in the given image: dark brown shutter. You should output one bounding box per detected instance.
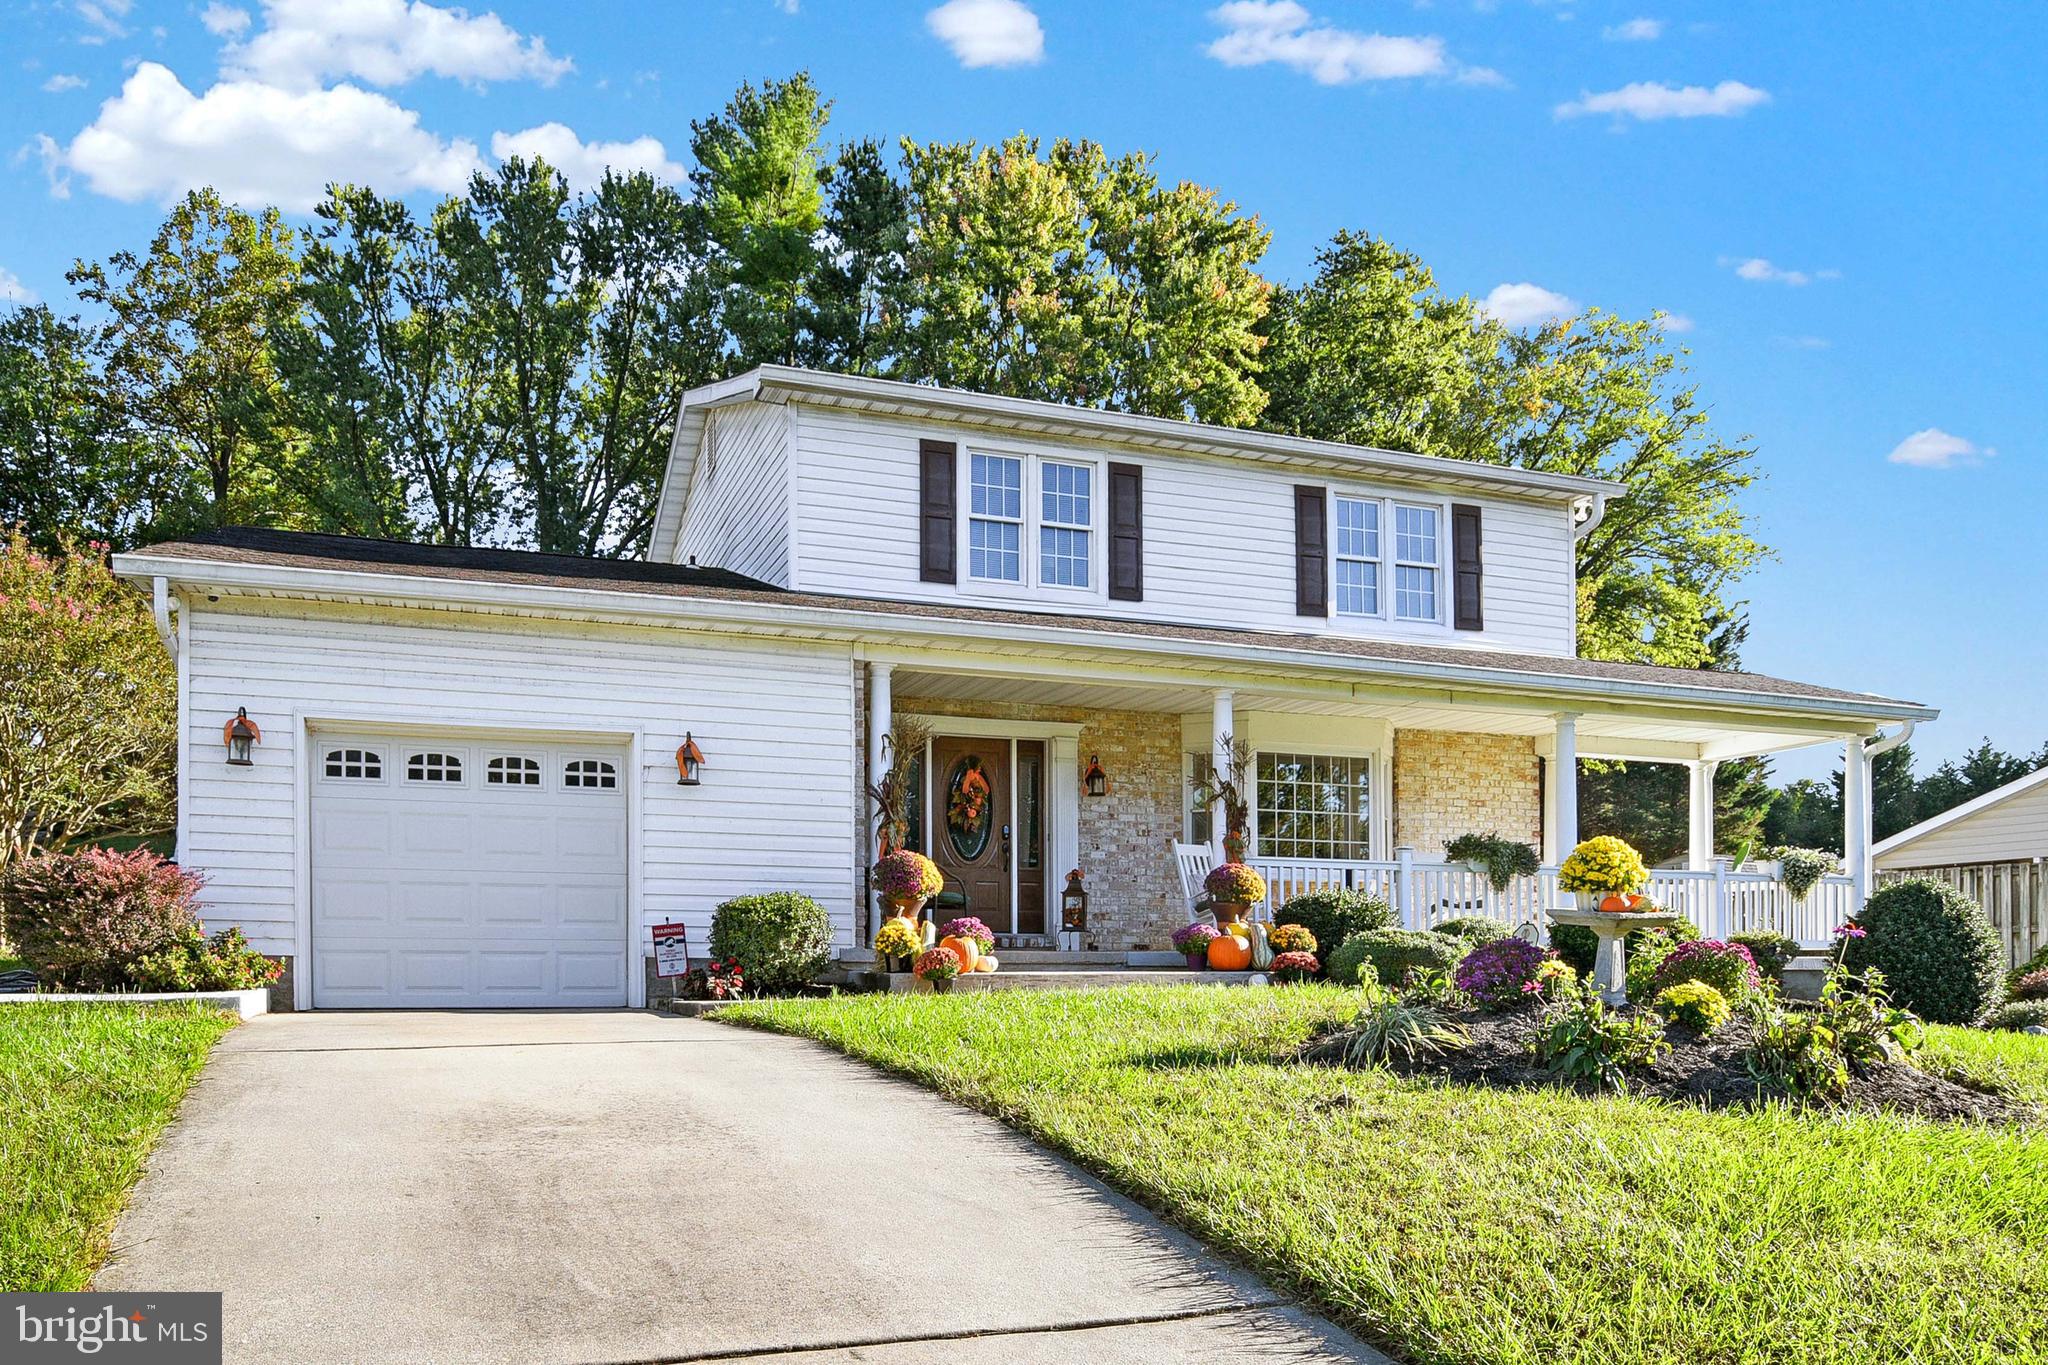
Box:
[1107,462,1143,601]
[1294,485,1328,617]
[919,439,957,584]
[1452,502,1484,631]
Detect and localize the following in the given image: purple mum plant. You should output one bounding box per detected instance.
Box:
[1453,935,1556,1011]
[1172,922,1221,955]
[939,916,995,951]
[1649,939,1761,1000]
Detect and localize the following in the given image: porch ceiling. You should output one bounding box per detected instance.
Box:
[887,668,1856,763]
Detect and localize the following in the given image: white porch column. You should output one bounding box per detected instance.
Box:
[1210,689,1236,861]
[1843,736,1874,907]
[1686,759,1720,871]
[865,662,893,943]
[1551,713,1580,860]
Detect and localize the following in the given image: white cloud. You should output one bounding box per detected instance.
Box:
[1206,1,1461,84]
[1555,79,1768,121]
[1481,282,1579,328]
[46,61,482,211]
[1886,428,1990,469]
[1602,17,1662,41]
[1660,312,1694,333]
[201,3,252,36]
[490,124,683,189]
[41,74,87,93]
[925,0,1044,69]
[0,267,38,306]
[1725,256,1837,286]
[222,0,572,90]
[74,0,131,43]
[1773,334,1830,349]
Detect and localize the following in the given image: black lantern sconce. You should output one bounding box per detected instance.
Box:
[1083,754,1109,798]
[1058,869,1089,951]
[675,733,707,786]
[223,707,261,766]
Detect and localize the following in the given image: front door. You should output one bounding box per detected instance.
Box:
[928,736,1049,935]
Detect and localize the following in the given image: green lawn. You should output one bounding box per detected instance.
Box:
[723,987,2048,1365]
[0,1003,236,1290]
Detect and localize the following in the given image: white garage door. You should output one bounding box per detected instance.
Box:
[311,734,629,1008]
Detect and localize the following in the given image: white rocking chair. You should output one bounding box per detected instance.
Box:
[1170,840,1217,923]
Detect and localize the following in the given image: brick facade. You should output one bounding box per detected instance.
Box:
[894,696,1186,951]
[1392,729,1542,857]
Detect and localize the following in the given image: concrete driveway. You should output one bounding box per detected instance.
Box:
[100,1010,1386,1364]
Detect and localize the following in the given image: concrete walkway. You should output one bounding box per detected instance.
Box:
[100,1011,1388,1364]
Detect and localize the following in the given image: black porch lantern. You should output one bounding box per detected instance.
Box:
[1060,869,1089,932]
[675,732,706,786]
[223,707,260,766]
[1083,754,1109,798]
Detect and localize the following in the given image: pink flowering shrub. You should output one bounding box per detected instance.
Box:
[1453,935,1556,1011]
[0,848,202,989]
[1270,950,1320,984]
[2013,968,2048,1002]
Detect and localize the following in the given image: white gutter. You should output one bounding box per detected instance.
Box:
[150,576,178,660]
[1864,720,1916,756]
[1572,493,1610,542]
[114,551,1940,727]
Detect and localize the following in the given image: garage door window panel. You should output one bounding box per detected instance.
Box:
[564,759,618,790]
[486,755,542,786]
[323,747,384,781]
[407,752,465,783]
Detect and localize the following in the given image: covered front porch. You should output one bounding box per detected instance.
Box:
[860,643,1919,953]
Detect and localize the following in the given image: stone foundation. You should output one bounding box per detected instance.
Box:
[1392,729,1542,856]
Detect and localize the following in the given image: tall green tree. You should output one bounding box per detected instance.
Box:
[804,138,909,375]
[690,73,832,369]
[67,189,300,529]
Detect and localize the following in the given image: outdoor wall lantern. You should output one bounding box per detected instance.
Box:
[1083,754,1110,798]
[675,732,707,786]
[1060,870,1089,931]
[223,708,261,766]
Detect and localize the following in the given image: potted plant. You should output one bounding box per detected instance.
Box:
[914,944,963,993]
[1203,862,1268,928]
[1762,846,1842,901]
[873,918,922,973]
[1267,923,1317,955]
[1271,950,1320,984]
[1443,833,1540,893]
[1172,922,1220,968]
[874,849,944,920]
[1557,836,1650,911]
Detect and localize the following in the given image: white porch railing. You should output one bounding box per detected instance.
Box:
[1250,850,1855,949]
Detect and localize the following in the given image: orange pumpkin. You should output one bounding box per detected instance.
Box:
[1207,934,1253,970]
[939,934,980,973]
[1599,895,1632,913]
[972,956,998,973]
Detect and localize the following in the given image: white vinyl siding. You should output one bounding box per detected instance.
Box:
[673,401,792,586]
[177,601,859,972]
[788,403,1579,656]
[1875,780,2048,869]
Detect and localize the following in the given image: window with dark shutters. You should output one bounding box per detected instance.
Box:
[1452,502,1484,631]
[919,439,958,583]
[1294,485,1329,617]
[1108,462,1143,601]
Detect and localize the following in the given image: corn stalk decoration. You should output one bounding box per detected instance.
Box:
[1191,734,1253,861]
[866,716,933,857]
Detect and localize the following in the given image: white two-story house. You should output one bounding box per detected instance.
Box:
[115,365,1935,1009]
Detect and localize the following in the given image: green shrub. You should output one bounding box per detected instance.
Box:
[1649,940,1762,1001]
[1324,934,1383,989]
[1981,1000,2048,1032]
[1552,917,1696,980]
[1840,878,2005,1025]
[1277,889,1394,968]
[1433,915,1515,945]
[1533,980,1669,1092]
[1654,980,1731,1034]
[2009,944,2048,996]
[709,892,832,994]
[0,849,201,989]
[1730,930,1801,985]
[1338,929,1463,989]
[130,926,281,992]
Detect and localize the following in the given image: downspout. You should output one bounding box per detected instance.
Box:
[151,576,178,660]
[1864,720,1915,758]
[1849,721,1917,907]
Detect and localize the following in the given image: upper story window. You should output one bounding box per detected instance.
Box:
[1393,504,1440,621]
[1333,496,1381,616]
[1039,461,1092,589]
[968,453,1024,582]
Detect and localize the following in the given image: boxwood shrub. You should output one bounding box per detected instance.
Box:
[1277,889,1394,970]
[709,892,832,994]
[1433,915,1515,945]
[1982,999,2048,1032]
[1729,930,1801,985]
[1840,878,2005,1025]
[1332,928,1463,990]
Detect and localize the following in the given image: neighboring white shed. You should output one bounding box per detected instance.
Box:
[1874,767,2048,968]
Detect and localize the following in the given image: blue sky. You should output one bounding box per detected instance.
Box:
[4,0,2043,782]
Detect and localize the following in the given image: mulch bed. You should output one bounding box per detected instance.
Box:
[1302,1007,2035,1125]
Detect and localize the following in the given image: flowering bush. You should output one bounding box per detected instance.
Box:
[1556,836,1649,897]
[0,848,203,989]
[1270,950,1320,984]
[2013,968,2048,1002]
[939,916,995,951]
[874,850,944,900]
[1654,980,1732,1034]
[678,958,745,1001]
[1649,939,1761,1000]
[914,945,962,980]
[1453,935,1556,1011]
[1204,862,1267,905]
[1267,923,1317,954]
[130,925,282,992]
[1171,922,1220,956]
[873,919,923,964]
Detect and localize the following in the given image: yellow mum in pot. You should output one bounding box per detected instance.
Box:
[1558,836,1649,898]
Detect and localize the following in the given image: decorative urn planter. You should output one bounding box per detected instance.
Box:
[1212,901,1249,928]
[883,894,928,920]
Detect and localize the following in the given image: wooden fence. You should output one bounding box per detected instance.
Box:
[1878,861,2047,969]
